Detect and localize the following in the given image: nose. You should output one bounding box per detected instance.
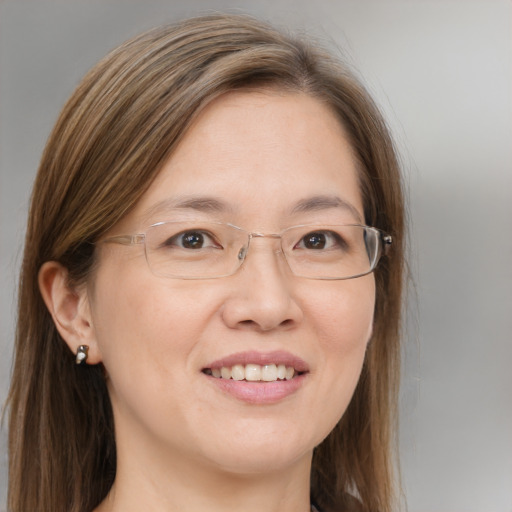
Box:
[221,238,303,332]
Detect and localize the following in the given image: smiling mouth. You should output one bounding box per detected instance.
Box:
[202,364,305,382]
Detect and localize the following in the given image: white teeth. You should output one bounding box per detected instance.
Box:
[245,364,262,381]
[231,364,245,381]
[207,363,298,382]
[261,364,277,382]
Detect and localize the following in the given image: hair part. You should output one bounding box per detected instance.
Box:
[7,14,404,512]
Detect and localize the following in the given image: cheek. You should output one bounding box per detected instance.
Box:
[311,276,376,348]
[94,283,192,358]
[88,275,217,437]
[89,264,224,389]
[305,277,375,423]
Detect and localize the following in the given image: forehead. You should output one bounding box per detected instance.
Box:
[126,90,363,228]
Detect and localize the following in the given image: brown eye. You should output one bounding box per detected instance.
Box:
[295,230,347,251]
[181,232,205,249]
[164,230,220,250]
[302,232,327,249]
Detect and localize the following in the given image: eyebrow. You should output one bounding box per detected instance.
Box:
[291,195,363,223]
[142,194,363,223]
[142,196,233,221]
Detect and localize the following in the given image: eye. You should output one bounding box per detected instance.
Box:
[295,230,345,250]
[165,230,221,250]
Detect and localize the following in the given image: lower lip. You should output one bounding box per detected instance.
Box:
[204,374,306,404]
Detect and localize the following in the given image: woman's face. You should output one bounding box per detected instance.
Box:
[88,91,375,476]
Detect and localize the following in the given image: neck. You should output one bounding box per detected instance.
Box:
[95,441,313,512]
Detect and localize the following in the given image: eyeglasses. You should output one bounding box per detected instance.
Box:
[101,221,392,280]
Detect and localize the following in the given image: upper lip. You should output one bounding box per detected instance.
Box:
[204,350,309,372]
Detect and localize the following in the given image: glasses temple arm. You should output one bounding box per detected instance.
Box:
[102,234,145,246]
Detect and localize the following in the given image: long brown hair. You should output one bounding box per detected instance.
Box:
[7,14,405,512]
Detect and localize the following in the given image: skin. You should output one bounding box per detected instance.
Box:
[40,90,376,512]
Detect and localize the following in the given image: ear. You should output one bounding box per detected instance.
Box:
[38,261,102,364]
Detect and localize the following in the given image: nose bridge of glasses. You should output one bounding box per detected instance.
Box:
[249,232,281,239]
[236,232,287,270]
[247,232,285,254]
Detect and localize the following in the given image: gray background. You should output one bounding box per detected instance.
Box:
[1,1,511,510]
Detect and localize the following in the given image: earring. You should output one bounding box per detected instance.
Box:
[75,345,89,365]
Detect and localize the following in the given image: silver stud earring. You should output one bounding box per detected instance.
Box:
[75,345,89,365]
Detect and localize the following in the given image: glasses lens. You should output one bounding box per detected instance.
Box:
[145,222,245,279]
[143,222,384,280]
[283,225,381,279]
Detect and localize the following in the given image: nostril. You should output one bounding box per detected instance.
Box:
[235,317,294,331]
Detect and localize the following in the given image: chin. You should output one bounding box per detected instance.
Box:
[209,446,312,476]
[195,422,322,476]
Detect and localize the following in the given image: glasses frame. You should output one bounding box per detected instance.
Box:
[101,221,393,280]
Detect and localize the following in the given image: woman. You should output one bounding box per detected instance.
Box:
[7,14,405,512]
